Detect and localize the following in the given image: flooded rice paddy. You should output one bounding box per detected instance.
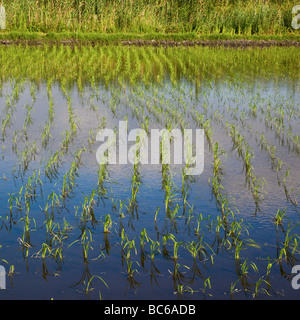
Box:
[0,45,299,299]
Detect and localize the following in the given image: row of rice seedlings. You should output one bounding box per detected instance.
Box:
[61,147,86,199]
[277,222,300,262]
[17,141,38,173]
[287,130,300,155]
[5,165,43,259]
[126,163,141,217]
[41,119,52,149]
[192,107,270,296]
[21,104,34,141]
[45,151,63,181]
[1,98,14,138]
[227,122,267,205]
[258,132,299,206]
[220,82,299,208]
[263,99,300,155]
[30,142,88,268]
[76,190,97,226]
[206,85,300,296]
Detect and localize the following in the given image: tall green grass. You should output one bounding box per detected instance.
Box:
[0,0,299,35]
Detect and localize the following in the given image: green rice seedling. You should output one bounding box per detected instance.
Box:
[168,203,180,222]
[37,243,52,260]
[85,275,109,297]
[230,278,241,297]
[121,236,139,278]
[22,105,33,139]
[18,142,38,172]
[7,265,15,278]
[126,163,141,215]
[239,259,250,280]
[209,175,224,202]
[154,206,160,224]
[258,132,278,169]
[174,284,197,298]
[8,193,15,213]
[172,240,182,261]
[118,200,126,219]
[81,228,93,263]
[180,168,189,204]
[252,277,271,298]
[139,228,149,251]
[30,83,37,104]
[2,109,12,136]
[202,119,214,148]
[214,215,225,234]
[234,239,243,261]
[185,203,195,229]
[202,277,212,295]
[19,213,36,253]
[194,213,207,237]
[45,151,63,180]
[47,88,55,123]
[169,261,189,287]
[103,214,112,234]
[97,164,109,196]
[123,238,137,261]
[15,186,24,212]
[125,260,140,280]
[161,233,175,258]
[78,191,97,225]
[46,191,60,213]
[45,217,67,246]
[185,240,204,260]
[251,176,267,204]
[11,130,18,153]
[61,172,70,199]
[278,223,300,261]
[274,208,286,226]
[213,142,226,177]
[163,175,177,216]
[17,236,32,258]
[41,122,52,148]
[61,130,71,152]
[149,240,161,262]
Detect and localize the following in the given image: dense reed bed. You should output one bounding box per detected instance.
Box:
[0,45,299,299]
[1,0,299,35]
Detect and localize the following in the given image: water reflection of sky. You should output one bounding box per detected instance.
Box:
[0,75,299,299]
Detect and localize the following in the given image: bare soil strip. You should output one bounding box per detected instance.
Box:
[0,38,300,47]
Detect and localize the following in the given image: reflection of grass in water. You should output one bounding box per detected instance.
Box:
[0,46,299,88]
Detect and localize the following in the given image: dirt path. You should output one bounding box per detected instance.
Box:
[121,39,300,48]
[0,38,300,47]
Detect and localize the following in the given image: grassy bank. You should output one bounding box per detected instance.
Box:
[1,0,300,36]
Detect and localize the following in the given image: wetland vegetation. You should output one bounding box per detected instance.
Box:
[0,0,300,44]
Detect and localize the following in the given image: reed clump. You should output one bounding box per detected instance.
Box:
[1,0,298,35]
